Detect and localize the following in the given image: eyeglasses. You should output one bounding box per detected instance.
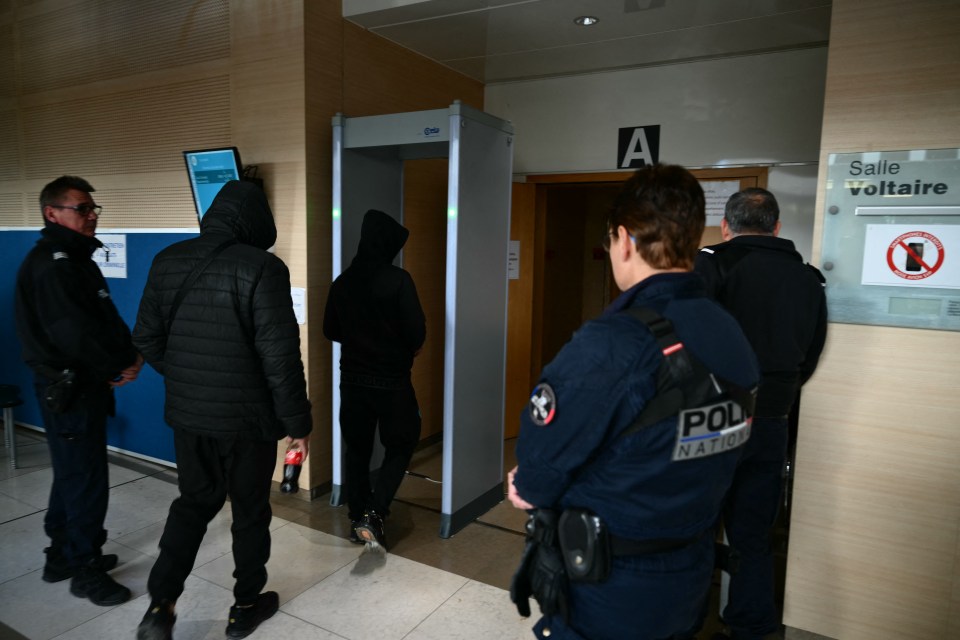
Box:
[602,230,616,251]
[602,229,638,252]
[48,203,102,216]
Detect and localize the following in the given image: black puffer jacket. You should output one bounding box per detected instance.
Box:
[323,209,425,384]
[133,181,311,440]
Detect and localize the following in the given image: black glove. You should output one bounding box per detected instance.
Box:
[529,533,569,620]
[510,534,536,618]
[510,510,570,621]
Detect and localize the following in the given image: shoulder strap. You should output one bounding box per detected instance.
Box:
[618,307,756,440]
[166,239,237,332]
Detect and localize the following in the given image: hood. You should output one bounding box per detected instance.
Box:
[200,180,277,250]
[352,209,409,266]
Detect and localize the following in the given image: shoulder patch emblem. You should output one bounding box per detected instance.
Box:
[528,383,557,426]
[52,251,68,260]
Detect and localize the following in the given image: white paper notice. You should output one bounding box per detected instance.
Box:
[93,234,127,279]
[508,240,520,280]
[701,181,740,227]
[291,287,306,324]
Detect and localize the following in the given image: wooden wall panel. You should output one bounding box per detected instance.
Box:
[2,0,234,229]
[302,1,344,488]
[0,21,13,101]
[785,1,960,638]
[0,110,19,181]
[504,183,536,440]
[342,22,483,117]
[22,77,231,178]
[17,0,229,95]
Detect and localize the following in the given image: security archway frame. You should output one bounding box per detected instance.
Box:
[330,102,514,538]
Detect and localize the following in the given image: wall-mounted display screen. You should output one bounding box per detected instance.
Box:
[183,147,242,220]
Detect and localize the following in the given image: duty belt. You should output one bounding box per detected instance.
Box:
[609,529,705,556]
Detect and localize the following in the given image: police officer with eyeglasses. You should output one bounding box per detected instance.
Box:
[14,175,143,606]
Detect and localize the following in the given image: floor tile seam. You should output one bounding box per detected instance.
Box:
[274,608,352,640]
[0,505,45,528]
[0,489,45,514]
[48,598,119,640]
[398,577,477,640]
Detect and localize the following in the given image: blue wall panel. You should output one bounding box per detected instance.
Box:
[1,229,198,465]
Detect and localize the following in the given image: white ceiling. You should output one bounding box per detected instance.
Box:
[343,0,833,84]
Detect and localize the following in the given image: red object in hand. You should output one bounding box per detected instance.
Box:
[280,447,303,494]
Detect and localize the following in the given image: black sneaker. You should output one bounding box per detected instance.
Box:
[355,510,386,549]
[70,564,131,606]
[226,591,279,639]
[42,550,118,583]
[348,519,364,545]
[137,601,176,640]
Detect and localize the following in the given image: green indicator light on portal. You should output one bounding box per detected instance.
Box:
[447,208,457,219]
[332,208,341,219]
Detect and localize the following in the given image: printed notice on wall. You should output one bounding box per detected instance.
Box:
[93,234,127,279]
[508,240,520,280]
[701,181,740,227]
[291,287,306,325]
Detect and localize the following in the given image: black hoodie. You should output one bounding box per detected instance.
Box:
[133,180,311,440]
[323,209,426,385]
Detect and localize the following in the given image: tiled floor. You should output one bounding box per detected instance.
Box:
[0,424,780,640]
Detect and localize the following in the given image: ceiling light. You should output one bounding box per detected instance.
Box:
[574,15,599,26]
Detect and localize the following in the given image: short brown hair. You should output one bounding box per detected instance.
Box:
[606,164,705,270]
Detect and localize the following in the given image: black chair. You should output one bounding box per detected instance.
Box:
[1,384,24,470]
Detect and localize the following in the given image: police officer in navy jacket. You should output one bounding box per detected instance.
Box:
[509,164,760,640]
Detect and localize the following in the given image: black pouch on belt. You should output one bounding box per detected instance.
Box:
[44,369,78,413]
[558,508,612,583]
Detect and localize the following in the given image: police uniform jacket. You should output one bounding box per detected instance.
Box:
[15,223,138,387]
[695,235,827,418]
[133,181,311,441]
[514,273,760,543]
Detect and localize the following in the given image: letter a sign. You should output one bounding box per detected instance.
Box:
[618,125,661,168]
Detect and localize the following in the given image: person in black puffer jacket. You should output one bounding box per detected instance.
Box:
[324,209,426,550]
[132,180,311,640]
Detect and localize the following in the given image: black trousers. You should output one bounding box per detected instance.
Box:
[34,380,111,568]
[147,430,277,606]
[340,382,421,521]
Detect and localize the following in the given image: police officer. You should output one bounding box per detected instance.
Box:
[15,175,143,606]
[695,187,827,640]
[508,164,760,640]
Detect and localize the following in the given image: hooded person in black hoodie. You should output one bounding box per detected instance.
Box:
[324,209,426,550]
[133,180,312,640]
